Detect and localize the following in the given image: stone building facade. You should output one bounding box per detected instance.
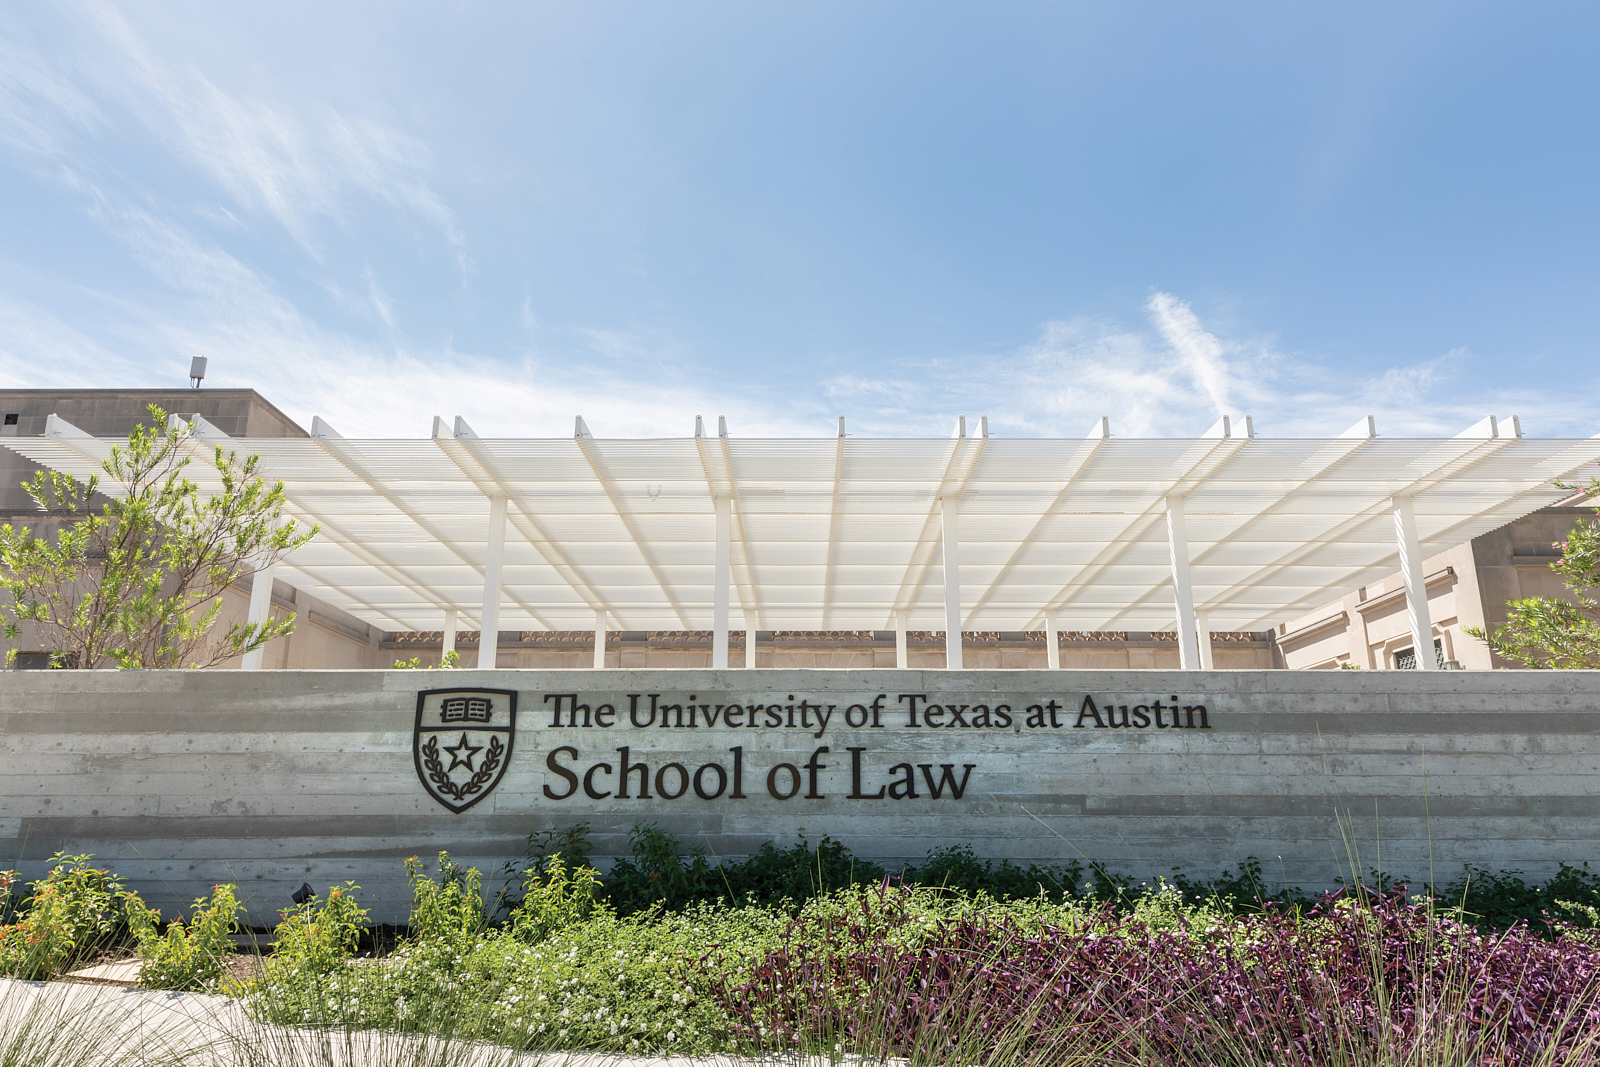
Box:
[380,627,1278,670]
[1273,503,1590,670]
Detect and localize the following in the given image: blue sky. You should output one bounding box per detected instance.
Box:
[1,2,1597,438]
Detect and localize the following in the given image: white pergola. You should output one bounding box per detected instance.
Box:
[7,411,1598,671]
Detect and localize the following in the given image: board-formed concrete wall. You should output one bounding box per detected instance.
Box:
[1,668,1595,924]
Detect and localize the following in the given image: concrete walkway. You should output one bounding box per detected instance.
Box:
[0,979,888,1067]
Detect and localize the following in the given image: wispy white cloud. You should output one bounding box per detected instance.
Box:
[0,9,1594,443]
[363,269,397,332]
[2,4,466,270]
[1359,347,1462,407]
[818,293,1600,439]
[0,35,103,160]
[1146,292,1236,416]
[0,172,818,438]
[823,375,921,406]
[0,292,139,389]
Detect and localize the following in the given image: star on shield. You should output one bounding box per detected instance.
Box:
[414,687,517,814]
[443,733,484,771]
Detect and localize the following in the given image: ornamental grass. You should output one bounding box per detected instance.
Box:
[715,885,1600,1064]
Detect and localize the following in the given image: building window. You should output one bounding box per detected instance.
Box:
[1395,639,1444,670]
[12,651,79,670]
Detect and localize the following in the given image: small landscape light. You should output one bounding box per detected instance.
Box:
[291,882,314,905]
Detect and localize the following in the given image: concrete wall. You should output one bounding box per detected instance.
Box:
[0,388,306,514]
[1,668,1595,924]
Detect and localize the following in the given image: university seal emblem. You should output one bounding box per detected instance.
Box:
[413,687,517,813]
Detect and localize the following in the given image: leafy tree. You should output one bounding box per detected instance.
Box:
[1466,466,1600,668]
[0,405,317,668]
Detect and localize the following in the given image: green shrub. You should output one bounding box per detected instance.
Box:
[406,852,487,947]
[392,651,460,668]
[1443,862,1600,931]
[255,881,369,1023]
[559,823,891,914]
[268,882,367,976]
[600,823,723,913]
[254,895,775,1054]
[495,822,595,917]
[124,882,241,991]
[0,853,126,980]
[530,823,1211,915]
[508,850,601,944]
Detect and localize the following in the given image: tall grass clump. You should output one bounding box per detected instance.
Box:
[0,984,191,1067]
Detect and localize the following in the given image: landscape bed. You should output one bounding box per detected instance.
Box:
[6,831,1600,1066]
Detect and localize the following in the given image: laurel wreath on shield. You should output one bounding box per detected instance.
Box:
[420,735,504,801]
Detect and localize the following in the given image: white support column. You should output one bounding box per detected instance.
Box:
[1196,611,1214,670]
[1392,494,1438,670]
[1045,611,1060,670]
[712,494,731,668]
[744,621,758,668]
[593,609,607,670]
[895,609,908,669]
[1165,494,1201,669]
[240,564,276,670]
[940,494,963,670]
[443,608,457,662]
[480,495,507,670]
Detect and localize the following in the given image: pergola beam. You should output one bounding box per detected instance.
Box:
[940,493,963,669]
[969,415,1109,625]
[434,416,621,626]
[821,417,847,629]
[694,416,762,642]
[718,424,764,633]
[310,417,555,629]
[1047,415,1250,624]
[179,415,435,631]
[1392,494,1437,670]
[1201,416,1521,625]
[888,415,987,627]
[574,416,692,628]
[1165,494,1200,669]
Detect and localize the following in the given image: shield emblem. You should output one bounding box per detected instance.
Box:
[414,687,517,813]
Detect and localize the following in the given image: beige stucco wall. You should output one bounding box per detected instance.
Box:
[1,667,1595,924]
[1276,505,1591,671]
[2,575,382,670]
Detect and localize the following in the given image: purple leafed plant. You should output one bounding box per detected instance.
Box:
[712,887,1600,1065]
